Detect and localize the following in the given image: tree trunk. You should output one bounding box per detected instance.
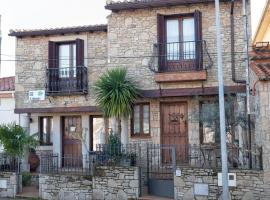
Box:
[121,117,129,145]
[111,117,117,135]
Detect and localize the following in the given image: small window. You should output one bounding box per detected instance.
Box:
[131,103,150,137]
[39,117,53,146]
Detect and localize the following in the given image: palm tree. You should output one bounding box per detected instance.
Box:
[94,68,140,144]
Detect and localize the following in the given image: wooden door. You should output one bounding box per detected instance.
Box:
[161,102,188,164]
[62,116,82,167]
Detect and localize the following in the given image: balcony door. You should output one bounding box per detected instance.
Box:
[47,39,84,94]
[157,11,202,72]
[166,17,195,71]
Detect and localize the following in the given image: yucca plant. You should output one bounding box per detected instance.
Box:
[94,68,140,137]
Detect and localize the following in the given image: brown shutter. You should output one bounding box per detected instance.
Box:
[48,41,58,68]
[157,14,165,71]
[194,10,203,70]
[48,41,58,92]
[76,39,84,66]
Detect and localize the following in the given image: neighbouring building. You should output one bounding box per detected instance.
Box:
[8,0,267,199]
[250,0,270,197]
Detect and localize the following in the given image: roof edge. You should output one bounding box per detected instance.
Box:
[105,0,232,12]
[9,24,108,38]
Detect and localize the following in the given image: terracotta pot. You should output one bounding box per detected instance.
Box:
[28,152,40,172]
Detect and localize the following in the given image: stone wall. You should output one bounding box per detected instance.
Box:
[107,1,251,89]
[15,31,107,110]
[174,168,266,200]
[39,166,140,200]
[0,172,21,198]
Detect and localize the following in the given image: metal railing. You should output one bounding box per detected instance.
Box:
[39,143,262,175]
[0,154,20,173]
[149,40,213,73]
[147,144,262,170]
[46,66,88,95]
[39,144,140,175]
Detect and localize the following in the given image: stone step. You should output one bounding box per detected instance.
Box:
[16,186,39,199]
[139,195,173,200]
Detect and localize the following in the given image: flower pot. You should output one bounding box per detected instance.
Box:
[28,152,40,172]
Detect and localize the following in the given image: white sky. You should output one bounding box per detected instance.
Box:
[0,0,267,77]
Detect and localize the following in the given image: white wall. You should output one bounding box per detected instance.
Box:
[0,96,18,124]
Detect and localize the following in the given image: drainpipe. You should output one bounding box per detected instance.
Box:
[231,0,246,84]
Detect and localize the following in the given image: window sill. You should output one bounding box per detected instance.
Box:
[131,135,151,139]
[154,70,207,83]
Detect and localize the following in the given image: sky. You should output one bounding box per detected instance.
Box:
[0,0,267,77]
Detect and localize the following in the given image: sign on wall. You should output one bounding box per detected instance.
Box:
[28,90,45,101]
[0,180,7,189]
[194,183,209,196]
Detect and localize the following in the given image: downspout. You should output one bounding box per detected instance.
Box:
[231,0,246,83]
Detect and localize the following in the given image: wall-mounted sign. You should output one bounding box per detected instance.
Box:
[29,90,45,101]
[194,183,209,196]
[218,173,237,187]
[0,180,7,189]
[175,168,182,177]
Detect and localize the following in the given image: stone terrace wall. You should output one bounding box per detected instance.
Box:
[174,168,266,200]
[39,166,139,200]
[0,172,21,198]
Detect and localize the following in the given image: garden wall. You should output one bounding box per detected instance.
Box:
[174,168,267,200]
[0,172,21,198]
[39,166,140,200]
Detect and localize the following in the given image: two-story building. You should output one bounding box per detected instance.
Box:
[9,0,257,198]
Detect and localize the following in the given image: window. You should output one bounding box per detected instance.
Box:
[166,16,195,60]
[58,43,76,78]
[131,103,150,137]
[39,117,53,145]
[199,100,235,144]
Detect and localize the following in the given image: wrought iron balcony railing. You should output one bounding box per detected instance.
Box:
[46,66,88,95]
[149,40,213,73]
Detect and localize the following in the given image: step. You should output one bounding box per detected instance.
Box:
[16,186,39,199]
[139,195,173,200]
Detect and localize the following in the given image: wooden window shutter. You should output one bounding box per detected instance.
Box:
[157,14,165,71]
[48,41,58,68]
[76,39,84,66]
[194,10,203,70]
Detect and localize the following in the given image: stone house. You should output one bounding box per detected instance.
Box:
[8,0,261,199]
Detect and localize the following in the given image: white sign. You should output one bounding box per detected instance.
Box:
[175,168,182,177]
[218,173,237,187]
[0,180,7,189]
[29,90,45,101]
[194,183,209,196]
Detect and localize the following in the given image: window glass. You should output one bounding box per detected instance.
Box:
[166,19,179,60]
[133,105,140,134]
[143,105,150,134]
[59,43,76,78]
[40,117,53,145]
[183,18,195,59]
[132,104,150,136]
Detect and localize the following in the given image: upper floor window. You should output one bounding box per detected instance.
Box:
[131,103,150,137]
[157,11,202,72]
[59,43,76,78]
[39,117,53,146]
[166,17,195,60]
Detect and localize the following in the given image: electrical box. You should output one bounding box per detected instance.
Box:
[218,173,237,187]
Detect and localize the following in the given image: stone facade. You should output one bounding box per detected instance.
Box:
[0,172,21,198]
[174,168,267,200]
[39,166,139,200]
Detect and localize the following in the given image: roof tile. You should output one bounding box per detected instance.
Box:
[0,76,15,91]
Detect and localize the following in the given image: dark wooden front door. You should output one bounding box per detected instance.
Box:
[62,116,82,167]
[161,102,188,164]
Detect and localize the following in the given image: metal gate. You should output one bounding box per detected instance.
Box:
[147,144,176,198]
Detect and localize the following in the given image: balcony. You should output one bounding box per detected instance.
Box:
[149,41,212,83]
[46,66,88,95]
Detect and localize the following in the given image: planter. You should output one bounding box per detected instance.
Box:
[28,152,40,172]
